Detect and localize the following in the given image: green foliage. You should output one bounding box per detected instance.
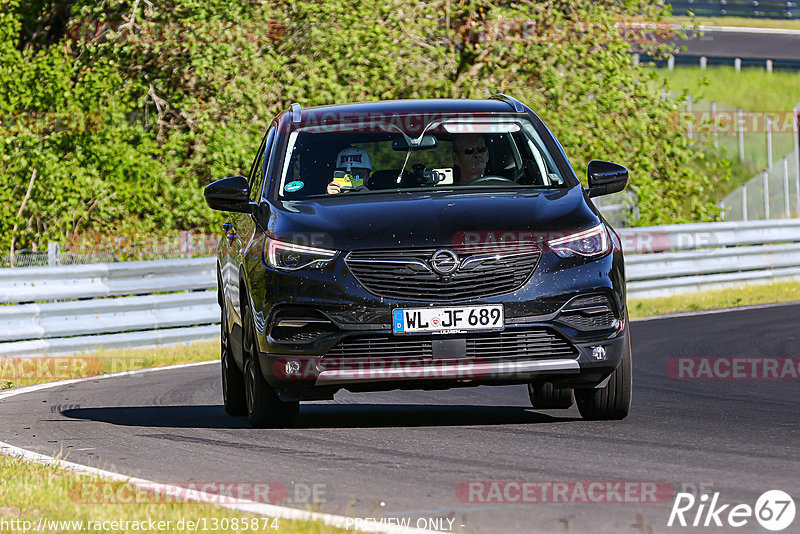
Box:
[1,0,726,253]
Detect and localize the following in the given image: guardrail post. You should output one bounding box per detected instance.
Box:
[766,59,773,73]
[784,157,791,218]
[735,58,741,71]
[742,184,748,221]
[763,171,770,219]
[47,242,60,267]
[700,56,707,70]
[738,109,745,161]
[767,116,773,169]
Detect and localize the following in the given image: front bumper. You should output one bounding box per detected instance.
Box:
[248,245,627,400]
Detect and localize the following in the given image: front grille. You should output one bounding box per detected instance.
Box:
[345,245,540,302]
[325,327,576,361]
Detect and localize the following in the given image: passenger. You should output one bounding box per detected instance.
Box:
[326,147,372,194]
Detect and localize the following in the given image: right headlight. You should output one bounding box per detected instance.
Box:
[264,237,337,271]
[547,224,610,259]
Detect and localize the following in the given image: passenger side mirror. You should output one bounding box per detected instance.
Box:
[586,161,628,198]
[204,176,254,213]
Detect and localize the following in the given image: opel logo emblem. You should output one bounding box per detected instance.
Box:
[430,249,459,275]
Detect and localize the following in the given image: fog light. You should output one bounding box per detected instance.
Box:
[285,360,301,376]
[591,346,607,360]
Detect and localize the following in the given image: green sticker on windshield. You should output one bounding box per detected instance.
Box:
[285,180,304,192]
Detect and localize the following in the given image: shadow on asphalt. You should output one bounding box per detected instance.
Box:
[61,404,580,428]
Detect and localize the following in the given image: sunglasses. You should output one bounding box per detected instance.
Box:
[460,146,488,155]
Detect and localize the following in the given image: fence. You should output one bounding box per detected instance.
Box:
[666,0,800,18]
[0,232,219,268]
[0,258,218,358]
[721,155,800,219]
[2,219,800,356]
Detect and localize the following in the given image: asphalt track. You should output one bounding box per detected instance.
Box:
[1,304,799,533]
[673,26,800,61]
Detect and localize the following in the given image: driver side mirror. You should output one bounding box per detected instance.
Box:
[586,160,628,198]
[204,176,254,213]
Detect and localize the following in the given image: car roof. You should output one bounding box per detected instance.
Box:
[296,98,526,120]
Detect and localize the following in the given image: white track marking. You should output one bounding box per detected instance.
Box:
[0,361,437,534]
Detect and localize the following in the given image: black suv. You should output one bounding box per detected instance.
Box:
[205,95,631,428]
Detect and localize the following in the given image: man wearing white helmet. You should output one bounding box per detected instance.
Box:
[326,146,373,194]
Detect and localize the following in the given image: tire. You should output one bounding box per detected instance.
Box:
[575,331,632,421]
[528,381,575,409]
[242,303,299,428]
[220,300,247,416]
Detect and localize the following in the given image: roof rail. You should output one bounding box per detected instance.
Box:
[290,102,302,123]
[490,93,525,113]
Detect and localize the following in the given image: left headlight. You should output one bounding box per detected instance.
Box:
[264,237,337,271]
[547,224,610,258]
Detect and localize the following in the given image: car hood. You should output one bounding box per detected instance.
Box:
[269,187,600,251]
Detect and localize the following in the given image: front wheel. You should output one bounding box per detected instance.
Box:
[220,299,246,415]
[527,381,574,409]
[575,332,632,421]
[242,304,299,428]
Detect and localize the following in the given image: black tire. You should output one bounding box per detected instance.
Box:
[242,303,299,428]
[575,332,632,421]
[220,300,247,416]
[528,381,575,409]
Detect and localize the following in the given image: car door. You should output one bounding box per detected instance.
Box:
[228,126,275,327]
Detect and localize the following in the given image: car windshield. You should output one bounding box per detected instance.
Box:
[277,114,568,199]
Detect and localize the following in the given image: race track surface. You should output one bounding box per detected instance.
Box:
[2,304,799,533]
[674,27,800,61]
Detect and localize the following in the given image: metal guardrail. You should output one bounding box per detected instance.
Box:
[619,219,800,299]
[2,219,800,356]
[0,258,217,358]
[666,0,800,18]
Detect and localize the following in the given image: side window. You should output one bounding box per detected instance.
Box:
[248,126,276,202]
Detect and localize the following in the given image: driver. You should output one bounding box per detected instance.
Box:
[452,134,489,185]
[326,147,372,194]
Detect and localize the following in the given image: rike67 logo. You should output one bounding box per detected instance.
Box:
[668,490,795,531]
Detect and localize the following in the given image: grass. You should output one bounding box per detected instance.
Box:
[0,454,347,534]
[1,341,219,391]
[628,280,800,319]
[669,16,800,31]
[655,66,800,198]
[659,66,800,114]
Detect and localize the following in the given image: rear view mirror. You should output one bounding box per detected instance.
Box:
[204,176,254,213]
[586,161,628,198]
[392,134,438,151]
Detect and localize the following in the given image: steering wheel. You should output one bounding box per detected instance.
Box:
[469,175,517,185]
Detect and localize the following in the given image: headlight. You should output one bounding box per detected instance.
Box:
[265,238,337,271]
[547,224,610,258]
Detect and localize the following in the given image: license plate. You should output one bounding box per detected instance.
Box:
[392,304,504,334]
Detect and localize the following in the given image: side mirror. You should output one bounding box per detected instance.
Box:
[586,160,628,198]
[204,176,254,213]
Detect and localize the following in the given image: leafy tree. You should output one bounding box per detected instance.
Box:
[1,0,724,254]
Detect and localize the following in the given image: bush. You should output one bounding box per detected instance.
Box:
[0,0,725,253]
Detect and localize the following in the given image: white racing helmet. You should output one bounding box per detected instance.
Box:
[336,147,372,171]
